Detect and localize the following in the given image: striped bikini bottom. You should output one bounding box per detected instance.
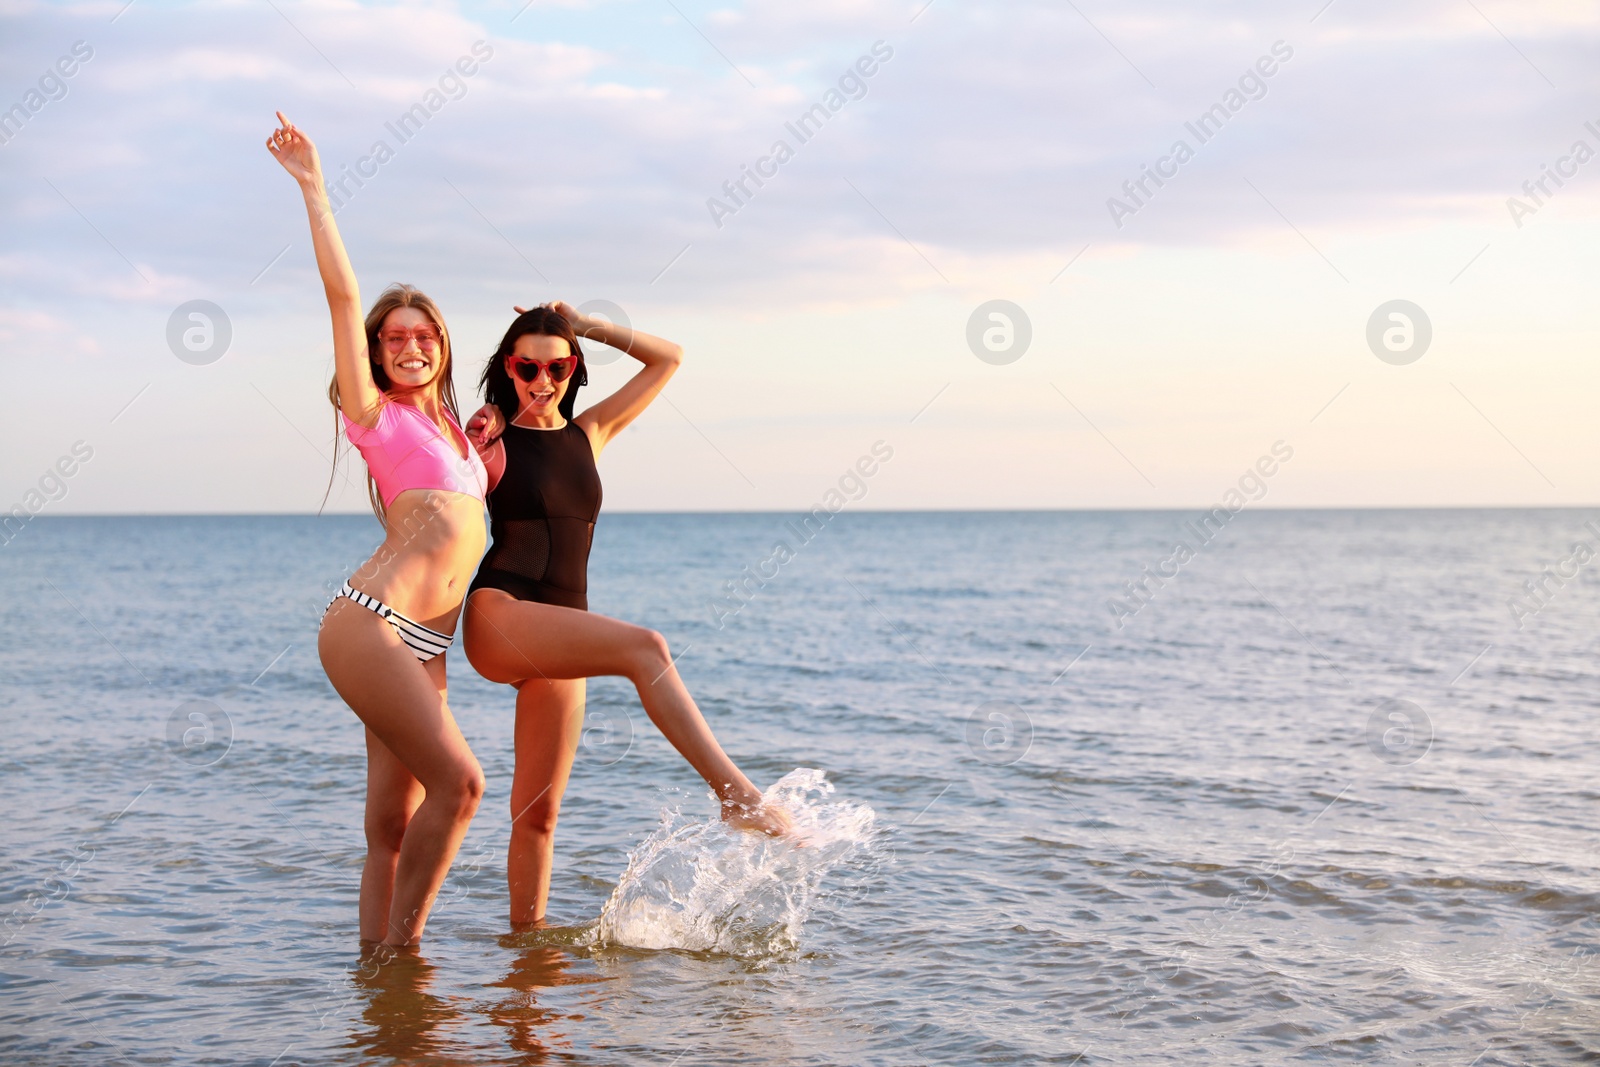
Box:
[324,582,453,662]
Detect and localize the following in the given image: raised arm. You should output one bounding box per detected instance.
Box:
[556,302,682,455]
[266,112,383,426]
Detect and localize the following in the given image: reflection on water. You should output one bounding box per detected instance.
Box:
[485,935,609,1064]
[347,938,609,1067]
[348,946,466,1064]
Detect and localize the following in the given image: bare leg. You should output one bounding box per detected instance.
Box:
[320,598,486,944]
[463,590,788,835]
[506,677,585,926]
[359,729,425,942]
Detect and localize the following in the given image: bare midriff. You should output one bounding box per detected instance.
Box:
[346,488,486,633]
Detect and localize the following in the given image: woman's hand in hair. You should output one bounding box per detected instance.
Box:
[265,111,322,187]
[466,403,505,448]
[514,300,597,337]
[552,299,609,340]
[549,300,582,328]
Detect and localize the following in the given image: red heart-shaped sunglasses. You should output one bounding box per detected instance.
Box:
[508,356,578,384]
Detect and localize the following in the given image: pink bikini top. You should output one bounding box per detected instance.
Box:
[341,400,487,508]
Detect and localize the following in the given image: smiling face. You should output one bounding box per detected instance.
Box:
[375,306,446,393]
[508,333,574,420]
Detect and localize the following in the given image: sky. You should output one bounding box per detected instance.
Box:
[2,0,1598,514]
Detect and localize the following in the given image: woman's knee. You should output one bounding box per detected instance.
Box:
[510,791,563,838]
[627,627,673,682]
[430,760,486,819]
[365,807,410,855]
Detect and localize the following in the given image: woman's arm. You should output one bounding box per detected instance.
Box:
[479,436,507,493]
[266,112,383,427]
[465,403,504,448]
[465,404,507,491]
[557,301,682,456]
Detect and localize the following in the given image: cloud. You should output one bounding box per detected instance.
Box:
[4,0,1597,310]
[4,0,1599,511]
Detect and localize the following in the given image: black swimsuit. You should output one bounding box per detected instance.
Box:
[469,421,602,611]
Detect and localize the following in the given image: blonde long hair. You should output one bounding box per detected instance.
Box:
[324,284,461,521]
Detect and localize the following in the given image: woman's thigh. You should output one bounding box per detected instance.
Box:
[319,598,479,788]
[463,591,661,685]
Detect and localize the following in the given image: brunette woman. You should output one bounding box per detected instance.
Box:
[463,303,789,926]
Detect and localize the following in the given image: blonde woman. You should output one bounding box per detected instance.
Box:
[269,112,488,946]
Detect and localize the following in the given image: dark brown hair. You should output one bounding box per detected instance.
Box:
[479,305,588,425]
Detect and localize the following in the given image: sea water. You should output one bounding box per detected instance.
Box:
[3,510,1599,1065]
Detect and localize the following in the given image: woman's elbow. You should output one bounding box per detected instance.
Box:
[324,284,359,310]
[663,344,685,367]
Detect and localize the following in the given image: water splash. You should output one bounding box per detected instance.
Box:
[590,768,880,958]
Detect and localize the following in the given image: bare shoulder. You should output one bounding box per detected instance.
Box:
[572,410,606,459]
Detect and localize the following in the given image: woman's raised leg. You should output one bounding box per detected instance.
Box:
[506,676,585,925]
[320,598,486,944]
[463,590,788,835]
